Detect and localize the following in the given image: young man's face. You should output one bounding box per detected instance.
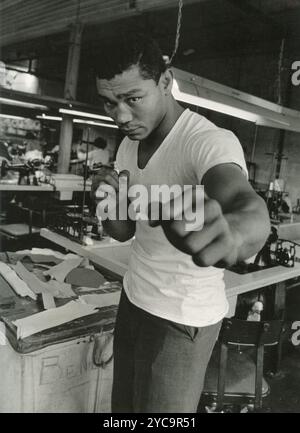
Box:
[96,65,168,141]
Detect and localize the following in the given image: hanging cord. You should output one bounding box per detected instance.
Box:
[75,0,81,24]
[80,128,90,241]
[276,38,285,105]
[169,0,183,65]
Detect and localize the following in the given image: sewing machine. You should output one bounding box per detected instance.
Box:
[0,159,44,185]
[230,226,299,277]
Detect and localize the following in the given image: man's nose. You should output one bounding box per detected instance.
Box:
[115,103,133,125]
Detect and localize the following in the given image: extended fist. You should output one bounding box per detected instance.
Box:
[149,190,239,268]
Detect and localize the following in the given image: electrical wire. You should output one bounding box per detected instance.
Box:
[75,0,81,23]
[80,127,90,241]
[276,38,285,105]
[169,0,183,65]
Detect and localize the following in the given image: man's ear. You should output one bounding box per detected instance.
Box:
[159,69,173,95]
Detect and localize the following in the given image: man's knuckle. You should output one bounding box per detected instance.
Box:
[183,236,198,254]
[211,199,221,214]
[218,218,229,234]
[193,251,212,267]
[206,199,221,218]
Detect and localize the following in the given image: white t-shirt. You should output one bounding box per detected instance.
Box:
[116,108,248,327]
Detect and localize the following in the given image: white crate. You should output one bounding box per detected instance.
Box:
[0,331,113,413]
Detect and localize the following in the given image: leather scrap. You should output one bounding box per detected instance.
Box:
[43,257,84,282]
[65,268,106,288]
[42,292,56,310]
[48,280,76,298]
[0,262,36,300]
[14,262,60,296]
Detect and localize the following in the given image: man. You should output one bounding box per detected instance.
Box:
[92,34,270,413]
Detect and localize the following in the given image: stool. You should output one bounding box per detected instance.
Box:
[202,318,286,412]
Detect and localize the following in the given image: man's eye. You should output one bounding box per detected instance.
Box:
[128,97,142,103]
[104,101,115,109]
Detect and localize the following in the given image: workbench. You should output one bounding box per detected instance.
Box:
[1,230,298,412]
[0,177,91,200]
[41,228,300,318]
[0,184,54,192]
[41,228,300,379]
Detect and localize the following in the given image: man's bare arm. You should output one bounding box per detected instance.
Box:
[149,163,270,268]
[201,163,270,265]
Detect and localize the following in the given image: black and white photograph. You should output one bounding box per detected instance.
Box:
[0,0,300,416]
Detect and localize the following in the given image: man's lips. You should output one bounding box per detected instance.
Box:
[121,127,141,134]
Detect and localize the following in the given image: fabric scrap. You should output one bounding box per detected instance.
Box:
[12,300,98,339]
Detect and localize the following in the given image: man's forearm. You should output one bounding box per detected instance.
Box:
[102,219,136,242]
[224,193,270,263]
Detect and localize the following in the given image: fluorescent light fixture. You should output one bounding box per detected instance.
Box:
[36,114,118,129]
[73,119,118,128]
[36,114,63,121]
[172,78,260,123]
[0,96,48,110]
[171,67,300,133]
[59,108,114,122]
[0,113,30,120]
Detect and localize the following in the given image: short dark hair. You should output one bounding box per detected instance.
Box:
[93,136,107,149]
[94,33,167,83]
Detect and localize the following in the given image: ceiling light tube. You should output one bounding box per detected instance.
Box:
[171,68,300,132]
[0,113,30,120]
[59,108,114,122]
[73,119,118,128]
[0,97,48,110]
[36,115,118,129]
[172,80,260,123]
[36,115,63,121]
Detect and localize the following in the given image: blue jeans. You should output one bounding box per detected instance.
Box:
[112,290,222,413]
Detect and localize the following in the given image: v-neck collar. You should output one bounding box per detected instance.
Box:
[136,108,189,171]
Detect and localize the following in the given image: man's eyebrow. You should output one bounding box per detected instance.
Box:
[119,89,143,96]
[97,89,144,102]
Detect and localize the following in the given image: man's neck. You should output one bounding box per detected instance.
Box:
[141,100,185,149]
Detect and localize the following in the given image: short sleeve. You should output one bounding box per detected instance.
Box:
[187,129,248,183]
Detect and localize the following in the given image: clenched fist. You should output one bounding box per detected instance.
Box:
[148,189,240,268]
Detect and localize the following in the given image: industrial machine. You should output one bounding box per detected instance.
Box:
[230,226,299,276]
[0,158,53,185]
